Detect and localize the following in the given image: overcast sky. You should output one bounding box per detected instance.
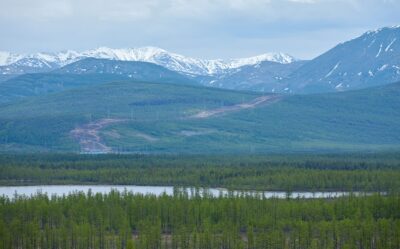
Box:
[1,0,399,59]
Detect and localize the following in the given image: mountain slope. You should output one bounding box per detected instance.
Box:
[0,79,398,153]
[0,59,196,104]
[55,58,196,84]
[0,81,260,152]
[0,73,129,104]
[282,26,400,93]
[205,61,307,92]
[0,50,80,75]
[0,57,58,74]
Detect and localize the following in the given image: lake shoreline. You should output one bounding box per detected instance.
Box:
[0,185,384,200]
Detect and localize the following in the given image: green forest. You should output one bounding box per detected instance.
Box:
[0,153,399,191]
[1,191,399,249]
[1,153,400,249]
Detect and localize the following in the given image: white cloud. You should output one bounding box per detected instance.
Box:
[0,0,73,20]
[0,0,399,58]
[1,0,398,22]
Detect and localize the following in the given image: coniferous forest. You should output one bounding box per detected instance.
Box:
[0,153,399,249]
[0,191,399,249]
[0,153,400,191]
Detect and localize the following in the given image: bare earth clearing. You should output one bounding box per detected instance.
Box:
[70,119,126,153]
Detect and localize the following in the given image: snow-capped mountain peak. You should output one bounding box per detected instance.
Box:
[0,51,24,66]
[0,47,298,76]
[228,52,296,68]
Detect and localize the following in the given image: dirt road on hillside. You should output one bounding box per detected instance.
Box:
[190,95,282,119]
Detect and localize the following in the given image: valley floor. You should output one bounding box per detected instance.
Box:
[0,153,399,249]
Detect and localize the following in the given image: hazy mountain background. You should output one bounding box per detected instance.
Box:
[0,26,399,153]
[1,26,400,95]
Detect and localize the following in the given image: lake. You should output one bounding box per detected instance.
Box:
[0,185,369,199]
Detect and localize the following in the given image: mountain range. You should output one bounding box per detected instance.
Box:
[1,26,399,94]
[0,47,296,76]
[0,25,399,154]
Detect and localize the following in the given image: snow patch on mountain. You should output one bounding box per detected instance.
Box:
[368,70,374,77]
[325,62,340,78]
[378,64,388,71]
[385,38,396,52]
[376,44,383,57]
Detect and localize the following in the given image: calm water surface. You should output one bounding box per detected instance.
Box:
[0,185,367,199]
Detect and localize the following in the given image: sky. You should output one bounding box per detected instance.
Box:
[0,0,399,60]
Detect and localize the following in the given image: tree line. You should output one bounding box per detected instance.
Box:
[0,153,399,191]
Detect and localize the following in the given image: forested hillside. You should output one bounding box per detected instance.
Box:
[0,80,399,153]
